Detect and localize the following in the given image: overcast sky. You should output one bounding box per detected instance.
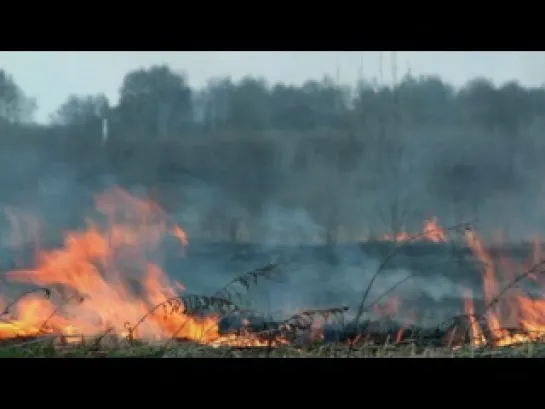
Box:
[1,51,545,123]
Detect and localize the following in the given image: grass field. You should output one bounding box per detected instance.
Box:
[0,336,542,358]
[0,188,540,358]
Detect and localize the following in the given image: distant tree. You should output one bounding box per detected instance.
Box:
[457,77,498,128]
[198,76,271,132]
[269,83,315,131]
[198,77,235,131]
[299,77,347,129]
[268,76,348,131]
[51,93,109,126]
[116,65,193,137]
[200,74,351,133]
[226,76,270,131]
[494,81,530,135]
[0,69,37,123]
[394,75,456,124]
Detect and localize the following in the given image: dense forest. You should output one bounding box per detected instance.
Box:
[1,64,544,244]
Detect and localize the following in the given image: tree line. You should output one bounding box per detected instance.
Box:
[2,63,545,242]
[1,64,545,139]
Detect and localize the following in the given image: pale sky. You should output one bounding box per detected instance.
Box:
[1,51,545,123]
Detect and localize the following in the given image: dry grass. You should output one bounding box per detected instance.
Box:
[1,229,542,358]
[1,337,543,358]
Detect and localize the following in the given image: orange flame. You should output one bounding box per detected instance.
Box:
[464,229,545,346]
[383,217,447,243]
[4,196,545,351]
[0,187,279,347]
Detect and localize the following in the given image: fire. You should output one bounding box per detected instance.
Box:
[379,217,545,348]
[0,187,278,347]
[2,195,545,352]
[383,217,447,243]
[372,295,414,344]
[373,295,401,317]
[380,216,545,348]
[463,229,545,347]
[463,289,485,347]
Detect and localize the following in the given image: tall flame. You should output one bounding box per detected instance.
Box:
[2,194,545,351]
[0,187,273,347]
[464,229,545,346]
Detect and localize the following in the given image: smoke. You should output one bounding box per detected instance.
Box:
[167,197,474,327]
[0,130,538,330]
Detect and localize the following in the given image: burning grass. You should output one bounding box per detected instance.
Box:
[1,186,545,357]
[3,337,545,358]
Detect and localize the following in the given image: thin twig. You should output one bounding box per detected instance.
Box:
[0,287,51,317]
[354,221,473,328]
